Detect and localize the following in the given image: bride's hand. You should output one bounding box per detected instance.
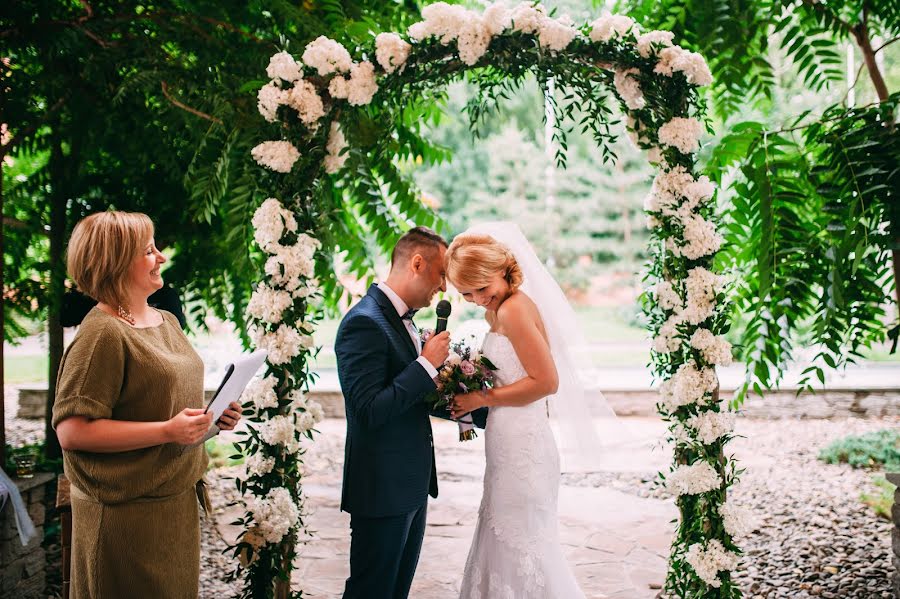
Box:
[450,391,488,419]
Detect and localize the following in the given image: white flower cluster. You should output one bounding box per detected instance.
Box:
[665,461,721,496]
[684,539,739,588]
[407,3,577,67]
[658,117,704,154]
[614,68,645,110]
[328,61,379,106]
[251,324,314,366]
[302,36,353,76]
[658,360,718,411]
[251,141,301,173]
[655,46,713,86]
[244,453,276,478]
[286,79,325,126]
[655,280,682,311]
[375,33,412,74]
[251,198,298,252]
[247,487,300,544]
[667,214,723,260]
[242,375,279,410]
[266,51,301,82]
[589,13,638,42]
[719,497,756,538]
[687,410,735,445]
[652,314,683,354]
[636,30,675,57]
[287,390,325,434]
[690,328,733,366]
[257,81,286,122]
[247,284,294,325]
[256,414,300,452]
[324,122,348,174]
[683,267,726,324]
[264,234,320,292]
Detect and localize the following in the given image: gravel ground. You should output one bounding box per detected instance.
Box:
[4,383,897,598]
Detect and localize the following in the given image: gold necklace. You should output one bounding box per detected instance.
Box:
[116,305,136,325]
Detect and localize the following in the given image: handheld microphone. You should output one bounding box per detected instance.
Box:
[435,300,452,334]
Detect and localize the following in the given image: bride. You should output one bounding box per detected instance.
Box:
[445,222,597,599]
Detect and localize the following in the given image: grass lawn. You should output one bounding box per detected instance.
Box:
[4,355,48,385]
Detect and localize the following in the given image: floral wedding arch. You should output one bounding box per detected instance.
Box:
[232,3,751,598]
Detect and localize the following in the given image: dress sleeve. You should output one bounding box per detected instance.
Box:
[52,321,126,428]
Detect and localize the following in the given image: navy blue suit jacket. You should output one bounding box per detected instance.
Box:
[336,285,441,518]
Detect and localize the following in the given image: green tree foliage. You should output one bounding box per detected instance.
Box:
[623,0,900,401]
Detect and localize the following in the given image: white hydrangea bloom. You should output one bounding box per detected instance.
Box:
[636,30,675,57]
[408,2,469,42]
[324,122,348,174]
[652,314,683,354]
[589,13,637,42]
[306,400,325,423]
[666,461,722,496]
[658,117,704,154]
[537,15,578,52]
[690,329,734,365]
[244,453,276,478]
[482,3,512,35]
[375,33,412,74]
[669,215,723,260]
[656,280,683,311]
[247,487,300,544]
[669,421,693,445]
[285,79,325,125]
[719,497,756,538]
[301,36,353,76]
[682,267,725,324]
[457,17,492,65]
[614,68,645,110]
[264,235,320,291]
[329,61,379,106]
[687,410,735,445]
[266,51,302,82]
[251,141,301,173]
[659,360,718,410]
[251,197,298,252]
[256,415,299,450]
[241,375,279,410]
[295,411,316,433]
[655,46,713,85]
[257,81,286,122]
[685,539,739,588]
[251,324,306,365]
[509,3,547,34]
[247,284,294,324]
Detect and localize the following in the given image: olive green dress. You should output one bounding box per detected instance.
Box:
[52,307,209,599]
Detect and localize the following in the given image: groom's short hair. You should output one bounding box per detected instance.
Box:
[391,226,448,267]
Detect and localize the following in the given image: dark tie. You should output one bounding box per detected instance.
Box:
[401,309,418,322]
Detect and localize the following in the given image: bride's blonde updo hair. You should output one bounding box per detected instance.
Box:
[445,233,524,292]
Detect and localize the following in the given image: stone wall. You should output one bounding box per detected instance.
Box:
[1,472,53,599]
[888,473,900,599]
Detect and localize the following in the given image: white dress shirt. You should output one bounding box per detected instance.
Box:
[378,282,439,379]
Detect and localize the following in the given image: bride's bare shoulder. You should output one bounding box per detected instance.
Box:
[496,291,540,327]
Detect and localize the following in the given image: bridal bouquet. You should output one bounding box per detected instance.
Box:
[424,337,498,441]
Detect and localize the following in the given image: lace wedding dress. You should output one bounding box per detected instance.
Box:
[459,332,586,599]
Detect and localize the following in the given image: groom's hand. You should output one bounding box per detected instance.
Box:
[421,331,450,370]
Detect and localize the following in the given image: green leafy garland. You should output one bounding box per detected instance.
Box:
[233,3,748,597]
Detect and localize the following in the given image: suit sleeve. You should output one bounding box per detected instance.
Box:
[427,406,489,429]
[336,315,437,431]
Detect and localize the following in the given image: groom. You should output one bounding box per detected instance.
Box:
[335,227,486,599]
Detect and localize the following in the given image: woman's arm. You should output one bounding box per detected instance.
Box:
[56,408,213,452]
[451,294,558,417]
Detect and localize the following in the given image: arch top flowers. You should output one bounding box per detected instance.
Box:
[237,3,743,598]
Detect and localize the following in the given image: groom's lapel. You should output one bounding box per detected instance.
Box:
[368,284,418,357]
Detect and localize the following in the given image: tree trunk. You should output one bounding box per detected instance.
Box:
[44,138,67,460]
[852,11,899,321]
[1,158,6,467]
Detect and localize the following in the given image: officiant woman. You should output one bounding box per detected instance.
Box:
[52,211,243,599]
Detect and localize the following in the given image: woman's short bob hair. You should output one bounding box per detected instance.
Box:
[66,211,155,309]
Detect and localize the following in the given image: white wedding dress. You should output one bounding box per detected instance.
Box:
[459,332,586,599]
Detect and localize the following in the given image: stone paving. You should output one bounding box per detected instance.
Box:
[214,417,676,599]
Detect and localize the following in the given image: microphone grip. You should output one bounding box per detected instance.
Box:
[435,317,448,334]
